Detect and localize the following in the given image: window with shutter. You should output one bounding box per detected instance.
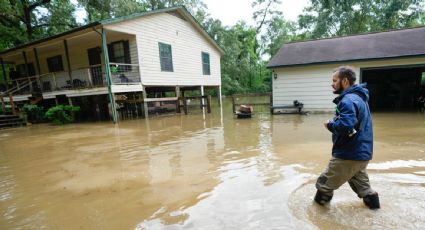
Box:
[159,42,173,72]
[46,55,64,73]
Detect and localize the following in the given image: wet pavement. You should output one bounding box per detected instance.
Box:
[1,101,424,229]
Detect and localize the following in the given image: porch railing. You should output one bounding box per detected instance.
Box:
[109,63,141,84]
[2,63,140,95]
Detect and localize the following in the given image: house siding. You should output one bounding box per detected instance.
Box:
[272,57,425,112]
[104,12,222,86]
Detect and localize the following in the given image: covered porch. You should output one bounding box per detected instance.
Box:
[0,25,142,102]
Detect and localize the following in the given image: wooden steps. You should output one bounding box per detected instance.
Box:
[0,115,26,129]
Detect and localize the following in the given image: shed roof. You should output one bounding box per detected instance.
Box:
[0,6,224,56]
[267,26,425,68]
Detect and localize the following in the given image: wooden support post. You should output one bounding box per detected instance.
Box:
[232,95,236,114]
[183,97,188,115]
[63,40,73,88]
[142,86,149,118]
[22,51,29,77]
[68,97,73,106]
[9,94,16,115]
[200,85,205,110]
[207,95,211,113]
[218,85,222,106]
[133,93,138,118]
[16,80,20,91]
[176,97,181,113]
[0,96,6,112]
[33,48,42,90]
[0,58,8,91]
[54,97,59,106]
[270,93,273,114]
[175,86,181,113]
[22,51,33,93]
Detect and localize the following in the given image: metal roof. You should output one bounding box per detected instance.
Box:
[0,6,224,56]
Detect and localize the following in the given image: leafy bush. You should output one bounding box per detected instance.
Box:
[0,105,11,115]
[45,105,80,125]
[22,104,44,123]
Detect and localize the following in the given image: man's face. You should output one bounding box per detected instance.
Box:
[332,72,344,94]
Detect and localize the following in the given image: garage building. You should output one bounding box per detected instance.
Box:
[267,26,425,112]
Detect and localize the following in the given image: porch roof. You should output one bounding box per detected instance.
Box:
[0,6,224,57]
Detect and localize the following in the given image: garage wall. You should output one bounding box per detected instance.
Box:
[272,57,425,112]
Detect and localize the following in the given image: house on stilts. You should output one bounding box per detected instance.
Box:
[0,6,224,122]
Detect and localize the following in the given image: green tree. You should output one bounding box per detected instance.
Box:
[77,0,114,21]
[298,0,425,39]
[77,0,207,22]
[252,0,282,33]
[0,0,77,50]
[260,16,297,58]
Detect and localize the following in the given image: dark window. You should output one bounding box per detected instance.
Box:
[108,41,131,71]
[159,42,173,72]
[47,55,64,72]
[112,42,125,63]
[16,63,35,77]
[202,52,210,75]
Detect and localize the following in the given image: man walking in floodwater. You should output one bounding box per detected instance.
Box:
[314,66,380,209]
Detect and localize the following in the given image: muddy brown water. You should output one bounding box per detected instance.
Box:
[1,100,425,229]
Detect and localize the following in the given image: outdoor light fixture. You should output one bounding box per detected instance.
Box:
[274,73,277,80]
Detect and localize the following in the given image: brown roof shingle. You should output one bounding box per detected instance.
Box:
[267,26,425,68]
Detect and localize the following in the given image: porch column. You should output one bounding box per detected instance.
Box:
[22,51,29,77]
[9,94,16,115]
[33,48,42,91]
[218,85,222,106]
[0,58,8,91]
[63,40,73,88]
[68,97,73,106]
[22,51,33,93]
[200,85,205,109]
[142,85,149,118]
[101,29,117,123]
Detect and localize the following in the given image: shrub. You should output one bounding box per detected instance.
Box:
[45,105,80,125]
[22,104,44,123]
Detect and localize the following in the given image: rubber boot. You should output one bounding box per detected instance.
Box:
[314,190,333,205]
[363,192,380,210]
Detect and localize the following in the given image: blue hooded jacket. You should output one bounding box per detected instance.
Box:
[326,83,373,161]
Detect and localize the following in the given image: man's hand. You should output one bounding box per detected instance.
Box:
[324,120,332,130]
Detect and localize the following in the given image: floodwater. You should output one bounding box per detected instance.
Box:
[1,100,425,230]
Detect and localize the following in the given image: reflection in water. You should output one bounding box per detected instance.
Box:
[1,99,425,229]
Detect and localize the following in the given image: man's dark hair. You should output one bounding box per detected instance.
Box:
[334,66,356,85]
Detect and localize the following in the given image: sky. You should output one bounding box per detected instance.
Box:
[73,0,310,25]
[203,0,310,26]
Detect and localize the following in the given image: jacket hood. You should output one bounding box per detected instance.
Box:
[333,83,369,104]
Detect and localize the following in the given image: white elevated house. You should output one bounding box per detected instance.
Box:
[0,6,223,121]
[268,26,425,112]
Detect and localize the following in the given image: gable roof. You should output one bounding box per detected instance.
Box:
[0,6,224,56]
[100,6,224,54]
[267,26,425,68]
